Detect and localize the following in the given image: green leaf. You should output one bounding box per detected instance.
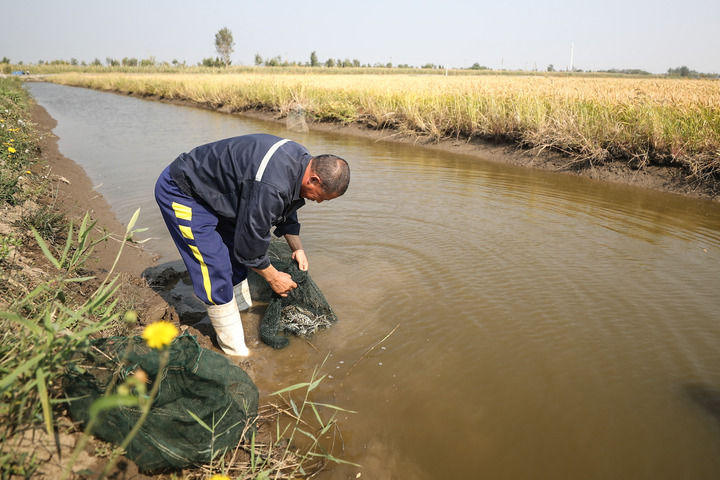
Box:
[0,353,44,391]
[307,374,326,392]
[0,311,43,336]
[186,409,213,432]
[126,208,141,233]
[308,401,358,414]
[271,381,310,396]
[308,451,362,467]
[319,419,335,435]
[309,401,324,428]
[31,227,60,269]
[296,428,317,442]
[63,276,96,283]
[290,398,299,418]
[58,220,73,269]
[36,368,54,438]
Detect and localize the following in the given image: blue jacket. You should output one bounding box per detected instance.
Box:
[169,134,310,270]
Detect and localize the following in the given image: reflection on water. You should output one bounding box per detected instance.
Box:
[28,82,720,479]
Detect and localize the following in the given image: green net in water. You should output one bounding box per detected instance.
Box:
[63,334,258,472]
[252,241,338,349]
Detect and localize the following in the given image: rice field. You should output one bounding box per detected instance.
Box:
[44,72,720,180]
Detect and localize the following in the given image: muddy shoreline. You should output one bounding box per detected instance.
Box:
[33,80,719,202]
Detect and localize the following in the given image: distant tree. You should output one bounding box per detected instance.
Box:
[254,53,263,66]
[106,57,120,67]
[325,58,335,67]
[0,57,9,64]
[264,56,282,67]
[470,63,489,70]
[352,59,360,67]
[547,64,555,72]
[386,62,392,68]
[421,63,436,69]
[310,51,319,67]
[140,56,156,67]
[214,27,234,67]
[91,58,102,66]
[172,59,179,66]
[667,65,694,77]
[201,57,224,67]
[70,58,78,65]
[122,57,138,66]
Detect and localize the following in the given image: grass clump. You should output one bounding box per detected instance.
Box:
[16,207,67,243]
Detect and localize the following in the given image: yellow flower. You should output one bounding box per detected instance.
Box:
[142,321,178,349]
[209,475,231,480]
[8,147,16,153]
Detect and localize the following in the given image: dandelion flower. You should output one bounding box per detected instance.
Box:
[209,475,231,480]
[8,147,16,154]
[142,321,178,349]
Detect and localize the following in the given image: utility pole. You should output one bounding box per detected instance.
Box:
[569,41,574,72]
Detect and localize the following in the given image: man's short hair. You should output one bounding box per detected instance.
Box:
[310,154,350,196]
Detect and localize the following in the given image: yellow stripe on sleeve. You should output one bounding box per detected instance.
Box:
[188,245,213,304]
[178,225,194,240]
[172,202,192,221]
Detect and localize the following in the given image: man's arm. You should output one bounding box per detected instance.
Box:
[285,234,308,271]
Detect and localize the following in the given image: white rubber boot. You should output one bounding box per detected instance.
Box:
[207,295,250,357]
[234,278,253,312]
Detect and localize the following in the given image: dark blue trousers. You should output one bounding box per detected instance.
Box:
[154,166,247,305]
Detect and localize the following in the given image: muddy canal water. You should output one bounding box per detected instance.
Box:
[28,82,720,479]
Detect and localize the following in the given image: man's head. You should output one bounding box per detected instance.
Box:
[300,154,350,203]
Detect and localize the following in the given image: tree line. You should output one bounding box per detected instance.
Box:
[2,26,718,77]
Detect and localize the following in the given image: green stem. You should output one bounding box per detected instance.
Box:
[98,348,169,480]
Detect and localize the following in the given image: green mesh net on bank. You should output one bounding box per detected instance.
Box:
[63,334,258,473]
[251,241,338,349]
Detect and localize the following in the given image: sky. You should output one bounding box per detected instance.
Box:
[2,0,719,74]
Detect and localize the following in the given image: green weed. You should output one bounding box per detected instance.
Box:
[0,234,22,263]
[16,207,67,243]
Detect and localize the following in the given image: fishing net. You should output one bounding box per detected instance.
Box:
[253,241,338,349]
[63,334,258,473]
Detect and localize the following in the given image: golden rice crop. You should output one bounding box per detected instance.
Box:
[46,72,720,179]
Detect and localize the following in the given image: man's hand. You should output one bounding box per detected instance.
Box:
[285,234,308,271]
[268,271,297,297]
[292,249,309,271]
[253,265,297,297]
